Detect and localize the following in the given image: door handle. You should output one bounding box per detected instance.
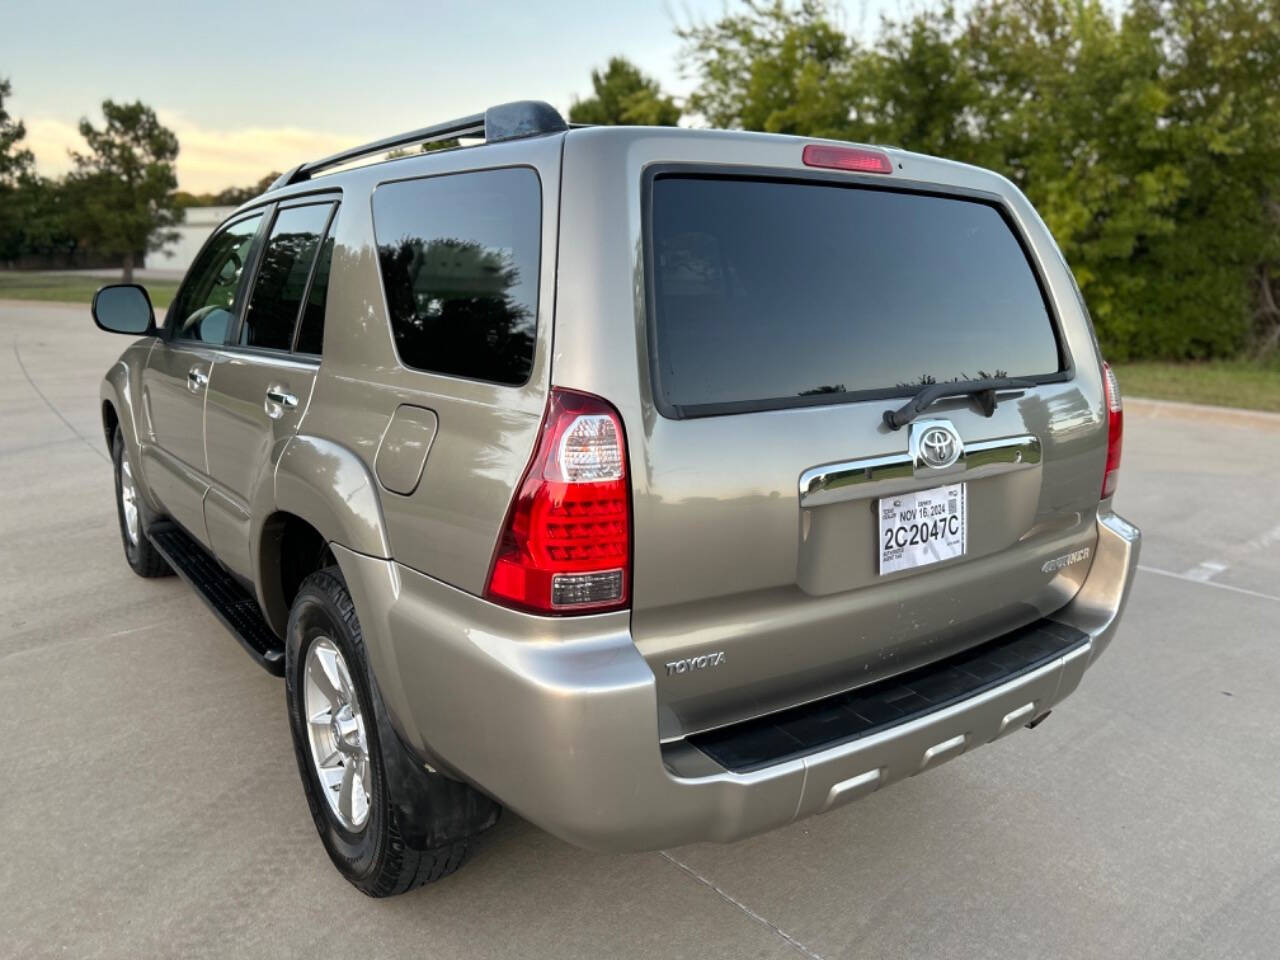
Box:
[264,385,298,419]
[187,366,208,392]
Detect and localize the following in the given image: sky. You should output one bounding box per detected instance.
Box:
[1,0,910,193]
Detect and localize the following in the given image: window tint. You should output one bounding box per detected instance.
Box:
[649,177,1062,414]
[240,203,332,351]
[169,214,262,343]
[294,229,334,356]
[372,167,541,385]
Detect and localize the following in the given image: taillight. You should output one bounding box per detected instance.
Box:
[485,388,630,614]
[1101,361,1123,499]
[801,143,893,174]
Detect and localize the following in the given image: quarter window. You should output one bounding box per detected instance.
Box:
[372,167,541,385]
[169,214,262,344]
[240,203,334,351]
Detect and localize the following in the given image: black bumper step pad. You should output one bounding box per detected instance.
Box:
[148,521,285,676]
[688,618,1088,773]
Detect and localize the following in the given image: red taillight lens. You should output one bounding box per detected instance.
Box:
[1101,361,1123,499]
[801,143,893,174]
[485,388,630,614]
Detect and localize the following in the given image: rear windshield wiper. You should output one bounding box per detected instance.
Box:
[883,377,1034,430]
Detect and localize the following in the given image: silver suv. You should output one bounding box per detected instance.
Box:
[92,100,1141,896]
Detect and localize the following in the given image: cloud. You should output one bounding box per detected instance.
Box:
[22,110,367,194]
[23,116,83,176]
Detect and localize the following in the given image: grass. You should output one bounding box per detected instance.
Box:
[0,271,178,308]
[1114,360,1280,413]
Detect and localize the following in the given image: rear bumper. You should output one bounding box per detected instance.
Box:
[340,509,1140,852]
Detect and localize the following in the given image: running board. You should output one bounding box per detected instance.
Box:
[147,521,285,676]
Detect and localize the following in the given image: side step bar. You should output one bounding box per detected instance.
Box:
[147,521,285,676]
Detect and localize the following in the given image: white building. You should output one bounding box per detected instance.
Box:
[144,205,237,273]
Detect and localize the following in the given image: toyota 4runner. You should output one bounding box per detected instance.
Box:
[92,100,1141,896]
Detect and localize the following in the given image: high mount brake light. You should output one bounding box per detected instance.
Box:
[1101,362,1123,499]
[485,388,631,615]
[801,144,894,175]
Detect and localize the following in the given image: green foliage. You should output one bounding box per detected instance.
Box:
[174,172,281,208]
[570,57,680,126]
[679,1,854,136]
[64,100,184,279]
[0,77,33,186]
[1,78,36,262]
[680,0,1280,360]
[0,80,78,265]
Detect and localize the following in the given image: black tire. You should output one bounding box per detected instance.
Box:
[284,567,499,897]
[111,427,171,578]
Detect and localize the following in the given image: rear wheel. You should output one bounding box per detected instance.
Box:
[284,568,499,896]
[112,427,170,578]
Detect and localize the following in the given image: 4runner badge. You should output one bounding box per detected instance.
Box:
[1042,547,1090,574]
[665,651,726,677]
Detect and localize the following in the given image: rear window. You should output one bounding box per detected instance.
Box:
[372,167,541,386]
[648,175,1063,415]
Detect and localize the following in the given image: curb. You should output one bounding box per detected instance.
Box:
[1126,395,1280,431]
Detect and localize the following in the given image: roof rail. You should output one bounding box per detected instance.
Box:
[269,100,568,191]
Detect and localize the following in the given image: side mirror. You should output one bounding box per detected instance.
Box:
[92,283,157,336]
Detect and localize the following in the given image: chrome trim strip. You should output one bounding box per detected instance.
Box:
[965,434,1042,468]
[799,452,913,506]
[799,433,1041,507]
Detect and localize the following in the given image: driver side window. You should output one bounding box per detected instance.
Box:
[168,213,263,343]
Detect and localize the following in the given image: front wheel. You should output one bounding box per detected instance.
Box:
[112,427,170,578]
[284,568,498,896]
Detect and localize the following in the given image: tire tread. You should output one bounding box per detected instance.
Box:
[112,428,171,578]
[287,568,478,896]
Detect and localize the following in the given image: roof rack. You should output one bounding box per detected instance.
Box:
[270,100,568,190]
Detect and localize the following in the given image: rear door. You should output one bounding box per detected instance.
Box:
[629,169,1106,739]
[142,211,264,545]
[203,199,337,579]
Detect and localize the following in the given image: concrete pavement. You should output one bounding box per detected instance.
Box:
[2,300,1277,959]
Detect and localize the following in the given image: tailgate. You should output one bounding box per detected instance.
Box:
[629,170,1108,740]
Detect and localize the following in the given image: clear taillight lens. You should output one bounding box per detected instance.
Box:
[1101,361,1123,499]
[485,388,630,614]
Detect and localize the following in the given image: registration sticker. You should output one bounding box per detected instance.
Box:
[879,483,966,575]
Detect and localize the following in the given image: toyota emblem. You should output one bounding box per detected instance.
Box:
[918,424,962,469]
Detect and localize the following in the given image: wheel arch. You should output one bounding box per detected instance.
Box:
[101,398,119,451]
[256,511,336,635]
[100,359,143,456]
[100,356,164,513]
[256,434,392,634]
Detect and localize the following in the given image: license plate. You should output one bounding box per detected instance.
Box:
[879,483,966,575]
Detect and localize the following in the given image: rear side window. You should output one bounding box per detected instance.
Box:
[648,175,1062,415]
[372,167,541,385]
[240,202,334,351]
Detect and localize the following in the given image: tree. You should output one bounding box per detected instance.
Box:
[0,77,33,186]
[212,171,282,206]
[678,0,1280,361]
[570,57,681,126]
[678,1,855,136]
[65,100,183,280]
[0,77,38,262]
